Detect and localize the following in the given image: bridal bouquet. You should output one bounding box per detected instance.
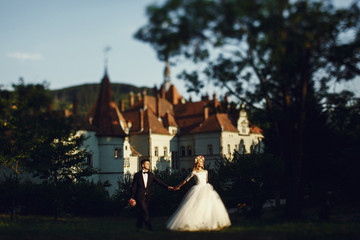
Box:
[128,198,136,207]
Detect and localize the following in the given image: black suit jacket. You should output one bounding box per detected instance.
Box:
[131,170,168,201]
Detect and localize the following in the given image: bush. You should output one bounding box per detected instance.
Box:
[213,152,284,218]
[0,176,114,217]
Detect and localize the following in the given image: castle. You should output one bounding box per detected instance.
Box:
[81,63,264,194]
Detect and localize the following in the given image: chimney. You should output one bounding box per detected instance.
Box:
[161,85,165,99]
[129,92,134,107]
[119,100,124,112]
[204,106,209,120]
[140,109,144,131]
[156,94,161,118]
[213,93,217,103]
[224,95,229,110]
[137,92,142,102]
[153,85,158,96]
[142,90,147,108]
[201,95,209,101]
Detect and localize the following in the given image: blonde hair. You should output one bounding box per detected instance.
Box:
[193,155,205,171]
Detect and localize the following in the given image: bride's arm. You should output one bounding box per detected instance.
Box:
[175,171,194,190]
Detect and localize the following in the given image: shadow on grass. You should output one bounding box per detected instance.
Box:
[1,207,360,240]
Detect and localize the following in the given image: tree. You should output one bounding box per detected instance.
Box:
[135,0,360,218]
[0,81,95,219]
[0,79,52,174]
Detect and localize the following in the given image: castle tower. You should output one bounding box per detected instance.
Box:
[164,60,171,92]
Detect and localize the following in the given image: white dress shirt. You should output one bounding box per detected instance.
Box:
[142,171,148,188]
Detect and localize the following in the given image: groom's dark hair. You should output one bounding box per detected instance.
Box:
[141,159,150,165]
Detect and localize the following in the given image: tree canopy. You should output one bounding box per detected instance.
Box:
[0,80,94,184]
[135,0,360,218]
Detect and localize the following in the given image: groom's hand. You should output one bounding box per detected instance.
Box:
[168,186,175,191]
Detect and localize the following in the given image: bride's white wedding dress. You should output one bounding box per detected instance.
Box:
[166,170,231,231]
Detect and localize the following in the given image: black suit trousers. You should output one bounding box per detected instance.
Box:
[136,197,152,230]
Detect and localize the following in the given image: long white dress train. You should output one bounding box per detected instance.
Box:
[166,170,231,231]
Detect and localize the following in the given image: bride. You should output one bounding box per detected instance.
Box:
[167,155,231,231]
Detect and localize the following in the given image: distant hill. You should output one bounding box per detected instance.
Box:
[50,83,154,117]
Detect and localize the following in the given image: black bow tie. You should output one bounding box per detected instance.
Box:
[143,171,149,174]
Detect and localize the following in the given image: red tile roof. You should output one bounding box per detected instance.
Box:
[166,84,182,105]
[250,125,263,134]
[127,95,174,117]
[144,109,170,135]
[190,113,238,134]
[85,72,263,138]
[174,101,207,117]
[85,73,127,137]
[123,108,170,135]
[162,111,178,127]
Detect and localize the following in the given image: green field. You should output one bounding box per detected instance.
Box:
[1,208,359,240]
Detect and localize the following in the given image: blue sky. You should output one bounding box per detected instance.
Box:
[1,0,359,100]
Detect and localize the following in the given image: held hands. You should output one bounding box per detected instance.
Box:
[168,186,180,191]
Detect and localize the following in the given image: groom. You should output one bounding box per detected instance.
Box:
[129,159,174,231]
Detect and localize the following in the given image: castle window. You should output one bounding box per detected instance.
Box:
[164,146,168,156]
[181,146,186,157]
[207,144,213,155]
[228,144,231,154]
[114,148,122,159]
[86,154,93,166]
[124,158,130,167]
[187,146,192,156]
[155,146,159,156]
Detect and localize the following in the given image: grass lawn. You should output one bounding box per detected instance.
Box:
[0,207,359,240]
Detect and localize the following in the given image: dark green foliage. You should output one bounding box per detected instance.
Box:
[0,81,97,219]
[0,178,114,217]
[135,0,360,218]
[213,152,284,218]
[0,80,53,172]
[66,180,113,216]
[150,168,193,216]
[0,175,20,217]
[113,174,134,208]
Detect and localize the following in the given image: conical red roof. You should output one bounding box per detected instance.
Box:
[86,72,127,137]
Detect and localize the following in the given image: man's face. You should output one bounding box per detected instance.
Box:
[142,161,150,171]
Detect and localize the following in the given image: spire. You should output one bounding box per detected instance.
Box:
[86,70,127,137]
[104,46,111,76]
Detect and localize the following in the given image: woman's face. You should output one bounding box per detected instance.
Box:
[198,159,204,168]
